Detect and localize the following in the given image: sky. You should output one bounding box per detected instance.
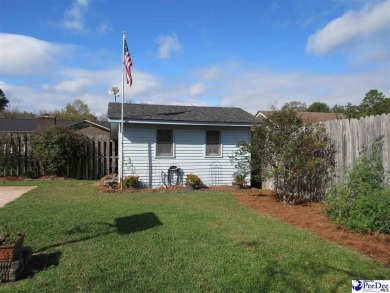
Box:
[0,0,389,117]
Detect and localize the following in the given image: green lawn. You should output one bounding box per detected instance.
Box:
[0,181,389,292]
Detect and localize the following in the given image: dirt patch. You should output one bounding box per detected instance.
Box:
[234,190,390,268]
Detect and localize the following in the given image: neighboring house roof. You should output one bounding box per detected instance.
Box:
[107,103,255,125]
[255,111,344,123]
[0,118,37,132]
[67,120,110,131]
[0,118,109,133]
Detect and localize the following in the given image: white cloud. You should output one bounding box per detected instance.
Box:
[189,83,207,97]
[218,67,390,114]
[96,20,111,33]
[196,67,219,80]
[307,0,390,55]
[0,34,73,76]
[61,0,90,32]
[44,78,93,94]
[156,32,182,59]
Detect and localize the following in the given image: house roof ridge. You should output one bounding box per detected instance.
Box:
[107,102,243,110]
[107,103,255,124]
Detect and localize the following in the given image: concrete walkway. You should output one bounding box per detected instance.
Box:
[0,186,37,208]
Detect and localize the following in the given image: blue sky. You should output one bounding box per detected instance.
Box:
[0,0,389,117]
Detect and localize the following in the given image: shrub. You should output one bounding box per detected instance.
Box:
[23,170,38,179]
[30,126,85,176]
[325,138,390,234]
[185,173,202,188]
[123,175,140,188]
[244,106,336,204]
[230,145,250,186]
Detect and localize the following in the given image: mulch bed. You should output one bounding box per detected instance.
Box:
[234,190,390,268]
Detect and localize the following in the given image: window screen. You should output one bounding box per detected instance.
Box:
[156,129,173,156]
[206,130,221,156]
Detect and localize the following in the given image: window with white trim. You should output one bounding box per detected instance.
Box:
[206,130,221,156]
[156,129,173,157]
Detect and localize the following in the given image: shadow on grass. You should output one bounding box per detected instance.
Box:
[36,212,162,252]
[115,213,162,234]
[30,251,62,271]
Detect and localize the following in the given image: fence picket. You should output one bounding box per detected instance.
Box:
[0,133,116,179]
[324,114,390,185]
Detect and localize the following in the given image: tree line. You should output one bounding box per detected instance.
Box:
[0,89,105,121]
[285,89,390,119]
[1,88,389,121]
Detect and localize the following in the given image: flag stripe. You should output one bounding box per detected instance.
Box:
[124,40,133,86]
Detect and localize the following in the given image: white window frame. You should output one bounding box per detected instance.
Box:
[205,129,222,157]
[155,128,175,158]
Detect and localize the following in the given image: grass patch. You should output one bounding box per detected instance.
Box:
[0,181,389,292]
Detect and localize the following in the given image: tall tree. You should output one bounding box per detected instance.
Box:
[307,102,330,113]
[331,104,345,113]
[345,89,390,118]
[281,101,307,112]
[360,89,390,116]
[40,99,97,121]
[0,89,10,111]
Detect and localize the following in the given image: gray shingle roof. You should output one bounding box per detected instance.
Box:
[0,118,107,132]
[256,111,344,123]
[0,118,37,132]
[107,103,255,124]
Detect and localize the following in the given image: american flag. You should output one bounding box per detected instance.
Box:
[124,39,133,87]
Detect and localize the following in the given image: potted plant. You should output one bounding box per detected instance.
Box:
[232,174,247,189]
[123,175,140,189]
[0,231,25,262]
[185,173,202,190]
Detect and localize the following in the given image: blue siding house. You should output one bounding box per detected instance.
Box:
[107,103,254,188]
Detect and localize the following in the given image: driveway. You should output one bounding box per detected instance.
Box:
[0,186,37,208]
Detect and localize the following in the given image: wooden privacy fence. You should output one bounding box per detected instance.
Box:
[0,133,117,180]
[262,113,390,189]
[323,113,390,185]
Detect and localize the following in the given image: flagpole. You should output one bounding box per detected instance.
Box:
[120,31,125,190]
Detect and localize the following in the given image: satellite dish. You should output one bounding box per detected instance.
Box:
[108,86,119,96]
[108,86,119,102]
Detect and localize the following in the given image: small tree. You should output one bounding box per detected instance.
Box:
[230,144,251,185]
[246,106,335,204]
[31,127,86,176]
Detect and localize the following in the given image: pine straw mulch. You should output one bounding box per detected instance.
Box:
[234,189,390,268]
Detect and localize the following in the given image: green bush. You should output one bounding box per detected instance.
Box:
[185,173,202,188]
[31,126,85,176]
[123,175,140,188]
[246,106,335,204]
[325,138,390,234]
[23,170,38,179]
